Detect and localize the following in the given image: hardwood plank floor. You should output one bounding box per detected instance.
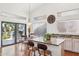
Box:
[0,43,79,56]
[64,50,79,56]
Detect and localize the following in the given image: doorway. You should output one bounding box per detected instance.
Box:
[1,21,26,47]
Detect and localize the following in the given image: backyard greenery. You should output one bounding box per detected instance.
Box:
[2,23,15,40]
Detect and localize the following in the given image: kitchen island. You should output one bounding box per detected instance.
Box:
[28,37,65,56]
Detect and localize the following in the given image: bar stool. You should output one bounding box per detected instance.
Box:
[26,40,37,56]
[37,43,52,56]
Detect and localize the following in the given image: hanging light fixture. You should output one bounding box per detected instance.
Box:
[28,3,32,37]
[28,3,31,23]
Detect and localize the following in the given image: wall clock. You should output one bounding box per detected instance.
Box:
[47,15,55,24]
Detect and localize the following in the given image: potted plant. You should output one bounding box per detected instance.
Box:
[43,33,52,42]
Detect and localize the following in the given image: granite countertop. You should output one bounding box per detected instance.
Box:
[30,37,65,46]
[51,34,79,38]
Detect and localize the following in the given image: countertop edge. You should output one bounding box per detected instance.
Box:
[30,40,64,46]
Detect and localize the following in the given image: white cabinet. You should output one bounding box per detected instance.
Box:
[73,39,79,53]
[64,38,73,51]
[64,37,79,53]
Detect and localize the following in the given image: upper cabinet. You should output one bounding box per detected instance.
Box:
[56,8,79,35]
[56,20,79,35]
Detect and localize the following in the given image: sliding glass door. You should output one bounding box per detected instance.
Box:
[1,22,26,46]
[1,22,16,46]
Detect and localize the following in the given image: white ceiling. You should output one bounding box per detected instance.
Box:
[0,3,45,17]
[1,3,79,19]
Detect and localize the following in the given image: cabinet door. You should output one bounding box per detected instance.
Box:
[73,39,79,53]
[64,38,73,51]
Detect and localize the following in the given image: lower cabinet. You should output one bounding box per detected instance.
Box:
[64,38,73,51]
[73,39,79,53]
[64,37,79,53]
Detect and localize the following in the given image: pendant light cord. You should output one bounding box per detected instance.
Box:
[28,3,31,22]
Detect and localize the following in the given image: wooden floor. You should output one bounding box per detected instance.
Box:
[64,50,79,56]
[0,43,79,56]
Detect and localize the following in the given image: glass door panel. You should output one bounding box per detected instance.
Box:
[1,22,15,46]
[16,24,26,43]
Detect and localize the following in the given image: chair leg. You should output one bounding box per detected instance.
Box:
[34,50,36,56]
[32,47,36,56]
[44,51,46,56]
[28,50,32,56]
[50,52,52,56]
[38,49,41,56]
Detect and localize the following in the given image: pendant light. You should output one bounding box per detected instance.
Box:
[28,3,31,23]
[28,3,31,37]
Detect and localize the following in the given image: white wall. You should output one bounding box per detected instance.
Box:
[31,3,79,33]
